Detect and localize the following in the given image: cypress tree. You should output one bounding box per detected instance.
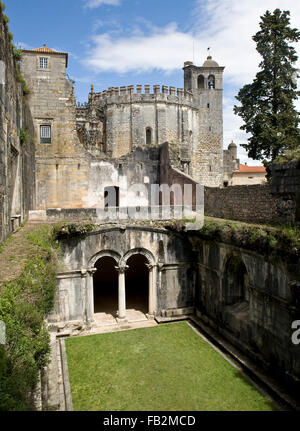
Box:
[234,9,300,163]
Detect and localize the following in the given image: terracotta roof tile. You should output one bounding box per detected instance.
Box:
[234,164,266,174]
[32,46,58,53]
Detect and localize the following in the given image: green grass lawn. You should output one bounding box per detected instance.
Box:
[65,321,277,411]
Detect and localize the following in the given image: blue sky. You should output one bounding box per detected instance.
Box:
[5,0,300,165]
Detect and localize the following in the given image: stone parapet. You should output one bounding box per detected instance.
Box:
[90,84,196,108]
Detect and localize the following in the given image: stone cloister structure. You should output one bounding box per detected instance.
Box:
[51,226,195,324]
[88,248,157,321]
[48,224,300,387]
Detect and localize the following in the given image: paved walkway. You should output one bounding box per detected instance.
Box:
[81,309,157,336]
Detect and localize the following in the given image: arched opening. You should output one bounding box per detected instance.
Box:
[93,256,118,316]
[197,75,204,89]
[104,186,120,208]
[223,255,249,306]
[222,254,250,338]
[146,128,152,145]
[208,75,215,89]
[125,254,149,313]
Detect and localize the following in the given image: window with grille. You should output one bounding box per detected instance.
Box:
[39,57,49,69]
[40,125,51,144]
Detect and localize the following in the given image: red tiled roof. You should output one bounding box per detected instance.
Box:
[22,45,68,67]
[233,164,266,174]
[31,46,58,53]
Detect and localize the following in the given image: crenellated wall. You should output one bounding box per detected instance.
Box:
[86,84,198,164]
[90,85,195,106]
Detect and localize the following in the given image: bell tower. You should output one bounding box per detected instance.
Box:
[183,56,225,187]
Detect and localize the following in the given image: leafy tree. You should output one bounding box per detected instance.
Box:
[234,9,300,163]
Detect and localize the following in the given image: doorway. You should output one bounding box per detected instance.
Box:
[93,256,118,316]
[125,254,149,314]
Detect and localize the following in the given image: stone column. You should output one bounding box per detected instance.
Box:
[86,268,97,324]
[146,263,157,316]
[115,264,128,320]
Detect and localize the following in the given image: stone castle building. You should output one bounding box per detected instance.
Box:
[20,45,237,211]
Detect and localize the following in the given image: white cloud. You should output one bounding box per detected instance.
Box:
[85,23,194,73]
[84,0,300,83]
[83,0,300,165]
[84,0,121,9]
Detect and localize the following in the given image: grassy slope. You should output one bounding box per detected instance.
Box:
[0,223,59,410]
[65,322,276,411]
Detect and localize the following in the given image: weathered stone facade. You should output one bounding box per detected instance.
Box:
[0,10,35,241]
[270,161,300,225]
[204,184,278,224]
[21,47,87,209]
[190,237,300,387]
[223,141,240,186]
[20,47,235,211]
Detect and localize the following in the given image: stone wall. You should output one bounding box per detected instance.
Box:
[203,162,300,226]
[204,184,278,224]
[21,49,85,210]
[189,236,300,386]
[160,142,198,206]
[270,161,300,225]
[0,10,35,241]
[83,82,223,188]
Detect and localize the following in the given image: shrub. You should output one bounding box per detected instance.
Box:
[13,45,22,61]
[195,220,299,270]
[53,223,95,239]
[0,226,59,411]
[19,128,29,145]
[2,13,9,25]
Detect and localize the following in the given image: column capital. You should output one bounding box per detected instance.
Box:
[81,268,88,277]
[157,263,164,272]
[87,267,97,275]
[145,263,154,271]
[115,264,129,274]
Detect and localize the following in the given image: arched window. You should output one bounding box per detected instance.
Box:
[146,128,152,145]
[197,75,205,89]
[208,75,215,89]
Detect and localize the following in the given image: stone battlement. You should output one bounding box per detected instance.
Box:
[89,85,195,107]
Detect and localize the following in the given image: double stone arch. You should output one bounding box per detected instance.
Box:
[88,247,157,320]
[88,247,155,268]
